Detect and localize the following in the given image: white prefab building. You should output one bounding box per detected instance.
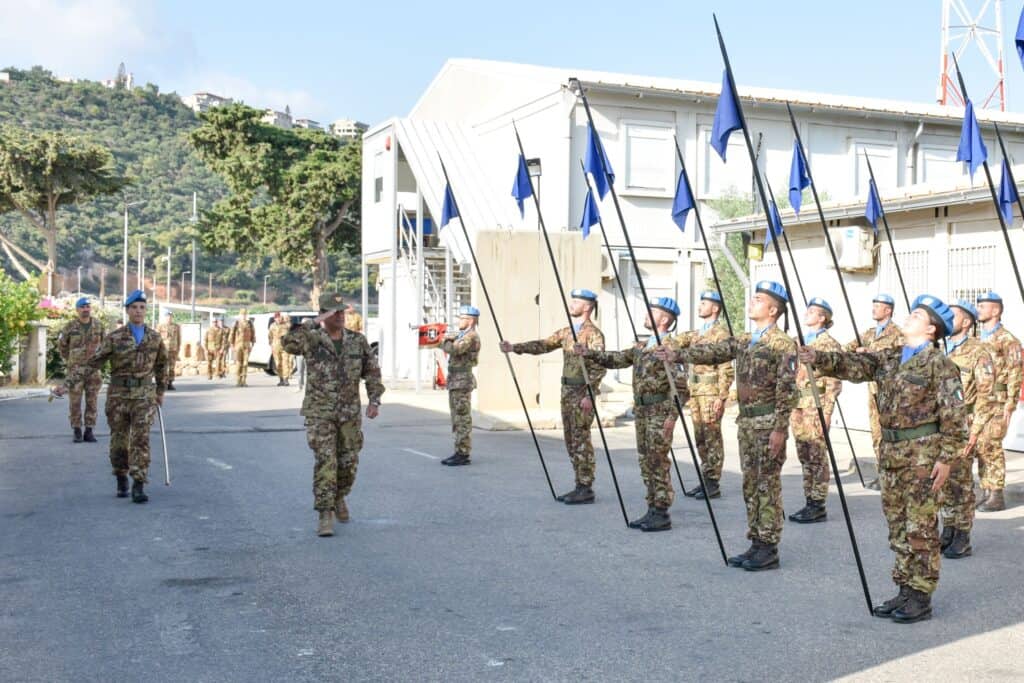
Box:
[360,58,1024,424]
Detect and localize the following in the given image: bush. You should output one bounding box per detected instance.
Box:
[234,289,257,302]
[0,272,44,378]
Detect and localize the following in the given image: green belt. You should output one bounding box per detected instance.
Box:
[561,376,587,387]
[637,392,669,406]
[448,365,472,374]
[965,403,975,413]
[109,376,147,388]
[881,422,939,443]
[688,373,718,384]
[799,386,825,399]
[995,383,1008,392]
[738,403,774,418]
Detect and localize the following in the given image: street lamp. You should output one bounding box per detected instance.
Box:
[121,199,145,323]
[77,266,82,297]
[180,270,190,304]
[263,275,269,305]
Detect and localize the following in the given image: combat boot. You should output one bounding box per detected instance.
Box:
[943,529,972,559]
[695,479,721,500]
[317,511,334,537]
[131,480,148,504]
[73,427,83,443]
[83,427,97,443]
[628,507,654,529]
[728,541,757,568]
[975,489,990,508]
[562,485,595,505]
[789,499,827,524]
[335,498,349,523]
[447,454,471,466]
[977,489,1005,512]
[872,585,911,618]
[116,475,129,498]
[865,478,881,491]
[555,488,576,502]
[640,508,672,532]
[742,542,779,571]
[891,588,932,623]
[683,483,701,497]
[939,526,955,551]
[440,454,459,465]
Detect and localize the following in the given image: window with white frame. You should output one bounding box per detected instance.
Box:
[879,248,929,302]
[918,145,964,185]
[698,125,754,198]
[947,245,996,303]
[621,121,675,195]
[852,140,897,196]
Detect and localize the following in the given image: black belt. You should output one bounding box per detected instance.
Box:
[448,366,472,374]
[881,422,939,443]
[688,373,718,384]
[561,376,587,386]
[109,376,147,388]
[738,403,774,418]
[637,392,669,406]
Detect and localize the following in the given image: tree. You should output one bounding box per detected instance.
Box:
[189,104,360,304]
[0,126,128,290]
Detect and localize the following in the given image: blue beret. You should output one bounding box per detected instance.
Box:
[124,289,146,307]
[951,299,978,321]
[755,280,788,304]
[912,294,955,337]
[873,293,895,306]
[458,305,480,317]
[651,296,680,317]
[75,297,90,309]
[977,291,1003,304]
[700,290,723,303]
[571,288,598,302]
[807,297,833,317]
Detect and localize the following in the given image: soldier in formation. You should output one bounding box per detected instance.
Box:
[156,310,181,390]
[282,292,384,537]
[440,305,481,466]
[500,288,606,505]
[58,297,104,443]
[269,311,295,386]
[229,309,255,387]
[205,317,228,380]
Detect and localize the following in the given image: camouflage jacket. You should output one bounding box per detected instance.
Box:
[946,336,997,439]
[230,319,255,349]
[205,326,225,351]
[584,339,689,417]
[981,324,1023,413]
[156,321,181,353]
[441,329,480,392]
[672,319,734,399]
[672,326,797,432]
[282,320,384,421]
[66,325,167,401]
[58,318,104,370]
[845,321,904,352]
[268,320,291,351]
[795,330,842,411]
[811,345,967,466]
[512,320,606,394]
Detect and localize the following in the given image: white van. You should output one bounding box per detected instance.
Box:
[239,311,317,376]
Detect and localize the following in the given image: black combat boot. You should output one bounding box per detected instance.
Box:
[742,542,780,571]
[939,526,955,551]
[562,485,595,505]
[891,588,932,623]
[628,507,654,529]
[116,475,129,498]
[73,427,83,443]
[943,529,972,559]
[83,427,97,443]
[167,383,176,391]
[640,507,672,532]
[131,480,148,504]
[695,479,721,500]
[789,499,827,524]
[975,489,990,509]
[865,478,881,491]
[872,585,911,618]
[728,541,758,568]
[446,454,471,466]
[555,488,575,502]
[440,454,459,465]
[683,483,700,497]
[977,489,1005,512]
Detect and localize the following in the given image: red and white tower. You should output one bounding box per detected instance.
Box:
[938,0,1006,110]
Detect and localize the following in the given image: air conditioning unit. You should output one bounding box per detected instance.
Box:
[827,226,875,273]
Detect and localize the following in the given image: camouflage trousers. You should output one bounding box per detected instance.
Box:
[941,448,975,531]
[272,346,294,380]
[880,461,941,595]
[305,416,363,511]
[206,350,225,379]
[688,396,724,482]
[790,406,833,503]
[68,368,102,428]
[166,351,179,386]
[106,397,156,484]
[868,389,882,468]
[636,403,675,509]
[737,418,787,545]
[234,347,250,386]
[561,386,596,487]
[449,388,473,456]
[976,412,1008,490]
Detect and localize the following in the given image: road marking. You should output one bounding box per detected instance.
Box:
[206,458,233,470]
[401,448,439,460]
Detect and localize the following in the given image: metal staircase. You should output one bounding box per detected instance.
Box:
[397,206,471,325]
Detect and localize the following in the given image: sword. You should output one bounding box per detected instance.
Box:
[157,405,170,486]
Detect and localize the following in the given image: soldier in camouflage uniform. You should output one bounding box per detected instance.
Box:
[268,311,294,386]
[975,291,1022,512]
[576,297,688,532]
[281,292,384,537]
[55,290,167,503]
[344,304,364,334]
[941,300,996,559]
[500,288,606,504]
[788,297,843,524]
[156,311,181,390]
[229,309,255,387]
[803,294,966,623]
[204,318,226,380]
[658,281,797,571]
[845,293,904,490]
[58,297,104,443]
[671,290,733,500]
[440,305,481,466]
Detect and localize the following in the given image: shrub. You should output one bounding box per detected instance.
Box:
[0,272,44,378]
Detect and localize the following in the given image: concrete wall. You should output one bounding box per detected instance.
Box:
[361,123,397,261]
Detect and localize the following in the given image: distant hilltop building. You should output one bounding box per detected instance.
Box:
[293,118,322,130]
[262,107,293,129]
[329,118,368,141]
[102,62,134,90]
[182,92,233,114]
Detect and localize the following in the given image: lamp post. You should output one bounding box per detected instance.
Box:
[191,192,198,321]
[263,275,269,305]
[77,266,82,297]
[121,199,145,323]
[180,270,190,304]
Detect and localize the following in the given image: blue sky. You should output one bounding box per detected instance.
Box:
[3,0,1023,124]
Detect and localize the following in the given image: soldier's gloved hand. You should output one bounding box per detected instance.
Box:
[366,403,380,419]
[797,346,816,365]
[51,385,68,398]
[579,396,593,415]
[570,343,587,356]
[930,460,951,493]
[499,340,513,353]
[651,346,674,362]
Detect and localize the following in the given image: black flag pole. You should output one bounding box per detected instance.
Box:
[993,121,1024,228]
[862,152,911,311]
[578,158,692,497]
[511,125,630,527]
[714,13,873,613]
[436,156,558,500]
[568,81,729,565]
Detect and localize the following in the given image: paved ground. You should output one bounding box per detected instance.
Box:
[1,374,1023,682]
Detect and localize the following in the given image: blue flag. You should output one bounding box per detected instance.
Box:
[1016,7,1024,70]
[511,154,533,218]
[999,159,1019,225]
[584,122,614,199]
[580,187,600,239]
[956,99,988,178]
[864,179,882,234]
[671,168,695,231]
[763,199,783,247]
[788,140,810,214]
[440,183,459,228]
[711,70,742,162]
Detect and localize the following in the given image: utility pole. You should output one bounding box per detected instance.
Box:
[77,267,82,297]
[191,192,198,321]
[181,271,190,305]
[208,273,213,299]
[263,275,269,305]
[122,199,144,323]
[166,245,172,303]
[99,266,106,301]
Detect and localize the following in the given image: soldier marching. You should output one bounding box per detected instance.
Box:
[58,297,104,443]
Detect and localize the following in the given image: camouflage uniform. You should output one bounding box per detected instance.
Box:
[845,323,904,469]
[268,319,294,380]
[790,330,843,503]
[812,346,967,595]
[58,318,104,429]
[512,321,606,488]
[156,320,181,387]
[204,325,225,379]
[943,337,996,530]
[673,320,733,483]
[977,325,1022,491]
[441,330,481,456]
[282,321,384,511]
[584,339,689,509]
[674,327,797,545]
[229,318,255,386]
[66,325,167,483]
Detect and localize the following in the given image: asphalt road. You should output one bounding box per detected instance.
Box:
[1,375,1022,682]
